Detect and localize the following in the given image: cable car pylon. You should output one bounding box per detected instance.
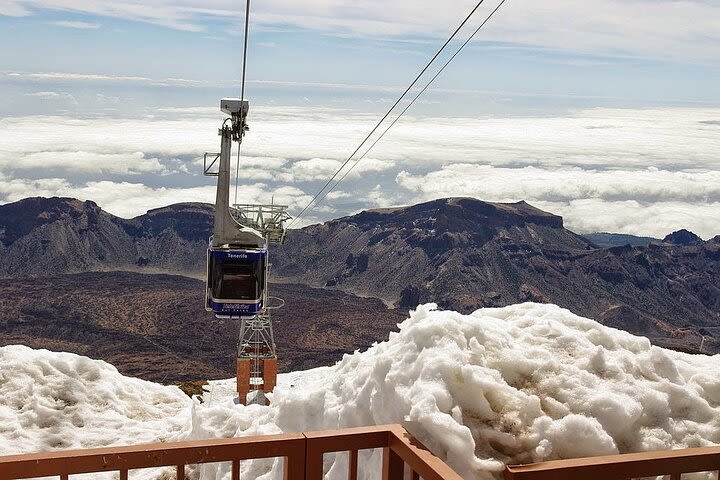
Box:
[203,98,290,406]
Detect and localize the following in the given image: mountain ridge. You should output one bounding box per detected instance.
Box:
[0,195,717,355]
[0,197,212,277]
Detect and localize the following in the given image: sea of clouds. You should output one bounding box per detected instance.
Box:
[1,105,718,237]
[1,303,719,479]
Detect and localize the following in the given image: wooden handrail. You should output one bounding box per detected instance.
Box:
[5,423,720,480]
[0,433,307,480]
[0,424,462,480]
[505,445,720,480]
[303,424,464,480]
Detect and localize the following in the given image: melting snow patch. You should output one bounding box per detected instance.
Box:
[1,303,719,480]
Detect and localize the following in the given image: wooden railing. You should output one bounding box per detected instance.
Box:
[0,424,463,480]
[7,422,718,480]
[505,445,720,480]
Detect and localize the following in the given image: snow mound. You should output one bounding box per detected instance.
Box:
[200,303,720,479]
[2,303,720,480]
[0,345,191,453]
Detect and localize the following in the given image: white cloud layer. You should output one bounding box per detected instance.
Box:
[0,178,313,219]
[1,106,718,236]
[396,165,720,238]
[6,72,204,87]
[51,20,100,29]
[3,1,719,62]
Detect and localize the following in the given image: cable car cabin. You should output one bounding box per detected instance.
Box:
[206,246,267,317]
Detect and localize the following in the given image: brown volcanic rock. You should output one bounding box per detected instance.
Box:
[274,197,595,307]
[274,198,719,351]
[132,203,213,272]
[0,197,135,276]
[0,197,211,277]
[0,272,406,382]
[663,229,705,246]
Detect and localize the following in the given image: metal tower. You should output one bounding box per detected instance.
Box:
[231,203,290,406]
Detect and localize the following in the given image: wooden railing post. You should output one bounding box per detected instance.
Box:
[231,460,240,480]
[348,450,359,480]
[284,445,307,480]
[383,447,404,480]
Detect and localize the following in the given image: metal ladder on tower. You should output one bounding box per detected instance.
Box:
[231,203,290,405]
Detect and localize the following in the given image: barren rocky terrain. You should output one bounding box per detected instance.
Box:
[0,195,718,367]
[274,198,720,347]
[0,272,407,383]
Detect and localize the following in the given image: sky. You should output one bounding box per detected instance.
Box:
[0,0,719,238]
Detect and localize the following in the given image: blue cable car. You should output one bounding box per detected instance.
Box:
[206,244,267,317]
[205,98,270,318]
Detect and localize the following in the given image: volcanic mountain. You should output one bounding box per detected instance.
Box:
[1,196,718,355]
[0,197,212,277]
[272,198,720,351]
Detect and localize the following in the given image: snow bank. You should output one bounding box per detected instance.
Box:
[0,345,191,453]
[2,303,720,480]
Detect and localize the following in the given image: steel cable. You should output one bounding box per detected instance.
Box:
[234,0,251,206]
[315,0,508,208]
[287,0,489,228]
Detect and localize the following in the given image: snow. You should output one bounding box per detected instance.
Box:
[1,303,719,480]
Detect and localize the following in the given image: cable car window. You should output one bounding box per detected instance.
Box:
[209,254,265,301]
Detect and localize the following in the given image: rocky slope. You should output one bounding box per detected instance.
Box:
[274,198,592,305]
[272,198,720,346]
[582,232,660,248]
[0,197,212,277]
[1,196,717,355]
[0,272,406,382]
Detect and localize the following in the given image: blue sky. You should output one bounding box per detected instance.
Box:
[2,0,718,115]
[0,1,719,237]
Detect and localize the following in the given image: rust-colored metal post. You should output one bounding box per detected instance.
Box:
[263,358,278,393]
[383,447,404,480]
[237,358,251,404]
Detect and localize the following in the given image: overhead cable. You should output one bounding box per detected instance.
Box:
[287,0,488,229]
[315,0,509,207]
[234,0,251,206]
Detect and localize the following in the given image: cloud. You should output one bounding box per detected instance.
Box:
[395,165,720,205]
[289,157,395,182]
[0,2,30,16]
[1,115,206,176]
[290,158,343,182]
[23,91,78,105]
[6,72,205,87]
[395,165,720,238]
[0,178,313,219]
[5,1,720,62]
[535,199,720,240]
[1,106,718,237]
[51,20,100,29]
[17,151,167,175]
